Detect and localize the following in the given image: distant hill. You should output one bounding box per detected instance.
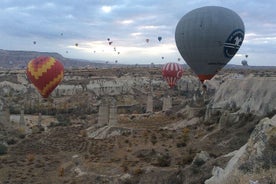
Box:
[0,49,275,70]
[0,49,106,69]
[225,64,276,70]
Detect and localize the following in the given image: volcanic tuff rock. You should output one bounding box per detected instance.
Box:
[210,75,276,116]
[205,115,276,184]
[87,126,132,139]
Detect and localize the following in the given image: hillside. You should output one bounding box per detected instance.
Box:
[0,49,106,69]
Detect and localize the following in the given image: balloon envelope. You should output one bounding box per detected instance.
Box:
[26,56,64,98]
[158,36,162,42]
[175,6,245,82]
[241,60,248,66]
[162,62,184,88]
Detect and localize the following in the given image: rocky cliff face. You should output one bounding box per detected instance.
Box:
[210,75,276,116]
[205,115,276,184]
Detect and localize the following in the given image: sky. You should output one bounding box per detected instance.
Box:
[0,0,275,66]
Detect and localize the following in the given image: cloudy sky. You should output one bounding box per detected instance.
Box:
[0,0,275,66]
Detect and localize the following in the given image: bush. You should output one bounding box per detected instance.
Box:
[150,134,157,145]
[155,153,171,167]
[0,144,8,155]
[56,114,71,126]
[7,138,17,145]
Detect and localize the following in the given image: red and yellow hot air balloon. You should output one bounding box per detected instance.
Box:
[26,56,64,98]
[162,62,184,88]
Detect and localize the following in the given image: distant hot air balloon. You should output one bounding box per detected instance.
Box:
[158,36,162,42]
[162,62,184,88]
[107,38,110,41]
[241,60,248,66]
[26,56,64,98]
[175,6,245,83]
[75,43,78,47]
[245,54,248,58]
[161,56,164,60]
[145,39,150,43]
[33,41,36,45]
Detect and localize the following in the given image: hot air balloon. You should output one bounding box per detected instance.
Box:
[145,39,150,43]
[75,43,78,47]
[162,62,184,88]
[175,6,245,83]
[158,36,162,42]
[241,60,248,66]
[33,41,36,45]
[26,56,64,98]
[161,56,164,60]
[245,54,248,58]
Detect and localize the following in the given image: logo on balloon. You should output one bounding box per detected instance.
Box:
[224,29,244,58]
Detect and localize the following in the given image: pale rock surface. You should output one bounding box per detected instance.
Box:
[87,126,132,139]
[205,115,276,184]
[211,76,276,116]
[0,81,27,94]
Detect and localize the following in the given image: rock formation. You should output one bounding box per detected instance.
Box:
[162,95,172,111]
[205,115,276,184]
[98,99,109,126]
[211,76,276,116]
[146,94,153,113]
[108,98,118,126]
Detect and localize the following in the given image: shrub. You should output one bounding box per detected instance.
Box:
[155,153,171,167]
[176,142,186,148]
[56,114,71,126]
[150,134,157,145]
[132,167,143,175]
[7,138,17,145]
[180,153,194,166]
[26,153,35,162]
[0,144,8,155]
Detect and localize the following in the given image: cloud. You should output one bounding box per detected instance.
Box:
[0,0,275,66]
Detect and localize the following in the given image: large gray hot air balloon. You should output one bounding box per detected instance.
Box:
[175,6,245,83]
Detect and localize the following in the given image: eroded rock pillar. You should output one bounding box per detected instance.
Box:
[109,98,118,126]
[98,99,109,126]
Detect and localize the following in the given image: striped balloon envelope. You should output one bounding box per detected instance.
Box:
[162,62,184,88]
[26,56,64,98]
